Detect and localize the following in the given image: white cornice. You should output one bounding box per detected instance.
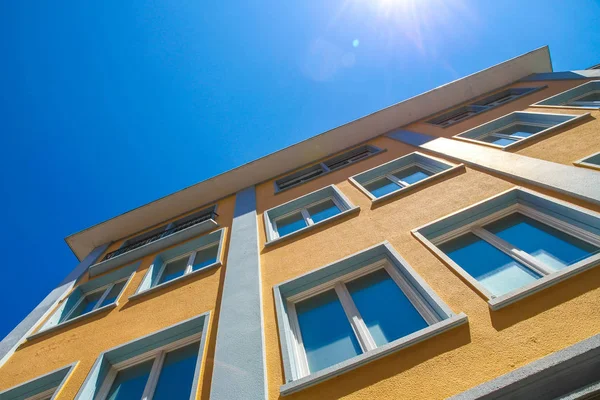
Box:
[66,46,552,260]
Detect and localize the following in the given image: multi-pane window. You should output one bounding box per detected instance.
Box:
[264,185,357,243]
[534,80,600,109]
[428,87,540,127]
[274,198,342,238]
[455,111,587,149]
[287,260,439,377]
[96,337,201,400]
[0,364,75,400]
[62,279,128,323]
[154,244,219,286]
[414,188,600,308]
[274,145,382,192]
[350,152,462,202]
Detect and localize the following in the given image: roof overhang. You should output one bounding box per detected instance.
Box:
[66,46,552,261]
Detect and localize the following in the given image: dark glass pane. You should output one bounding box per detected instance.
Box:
[307,199,341,224]
[347,269,428,347]
[106,360,153,400]
[66,291,103,321]
[393,165,433,185]
[153,342,200,400]
[364,177,401,198]
[158,257,188,285]
[295,290,362,373]
[100,281,127,308]
[276,212,307,237]
[576,92,600,102]
[496,123,545,138]
[485,213,599,271]
[439,233,540,296]
[191,246,219,272]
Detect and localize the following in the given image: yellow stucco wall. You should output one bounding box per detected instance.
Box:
[256,135,600,399]
[0,194,236,400]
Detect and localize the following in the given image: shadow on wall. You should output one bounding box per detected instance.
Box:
[280,323,472,400]
[489,264,600,331]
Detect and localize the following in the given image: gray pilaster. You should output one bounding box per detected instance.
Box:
[386,130,600,206]
[210,186,267,400]
[0,243,109,368]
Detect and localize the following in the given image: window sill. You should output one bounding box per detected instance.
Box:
[280,313,468,396]
[488,253,600,310]
[264,206,360,248]
[363,164,465,205]
[573,161,600,172]
[454,112,591,151]
[89,219,219,277]
[28,303,118,341]
[129,261,222,301]
[529,104,600,111]
[274,149,386,194]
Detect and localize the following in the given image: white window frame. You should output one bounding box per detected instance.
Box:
[272,196,344,239]
[154,242,219,286]
[95,333,202,400]
[474,120,551,145]
[286,259,440,379]
[428,203,600,303]
[573,151,600,171]
[62,277,129,322]
[360,161,441,195]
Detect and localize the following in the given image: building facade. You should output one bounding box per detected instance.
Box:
[1,46,600,400]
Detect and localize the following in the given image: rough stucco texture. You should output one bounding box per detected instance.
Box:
[256,135,600,400]
[0,194,236,400]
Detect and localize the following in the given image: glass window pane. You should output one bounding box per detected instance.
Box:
[295,290,362,373]
[307,199,341,224]
[346,269,428,347]
[496,123,546,138]
[276,212,307,237]
[153,342,200,400]
[106,360,154,400]
[576,92,600,102]
[480,135,518,147]
[100,281,127,308]
[364,177,402,198]
[439,233,541,297]
[393,165,432,185]
[485,213,599,271]
[191,245,218,272]
[158,257,189,285]
[66,290,104,321]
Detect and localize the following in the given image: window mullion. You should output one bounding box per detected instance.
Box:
[320,162,331,173]
[300,208,313,226]
[185,252,197,275]
[94,284,115,311]
[142,352,165,400]
[472,227,554,276]
[334,282,377,352]
[62,297,85,322]
[386,174,406,188]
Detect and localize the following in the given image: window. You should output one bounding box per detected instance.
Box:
[90,206,219,278]
[534,81,600,109]
[97,339,200,400]
[574,152,600,171]
[76,313,209,400]
[133,229,224,296]
[455,111,588,150]
[350,152,463,202]
[413,187,600,310]
[33,263,138,337]
[427,87,541,127]
[274,145,383,192]
[0,363,75,400]
[274,243,466,395]
[264,185,358,245]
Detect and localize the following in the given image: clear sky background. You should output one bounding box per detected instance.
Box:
[0,0,599,340]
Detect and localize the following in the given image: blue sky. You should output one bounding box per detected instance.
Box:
[0,0,599,340]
